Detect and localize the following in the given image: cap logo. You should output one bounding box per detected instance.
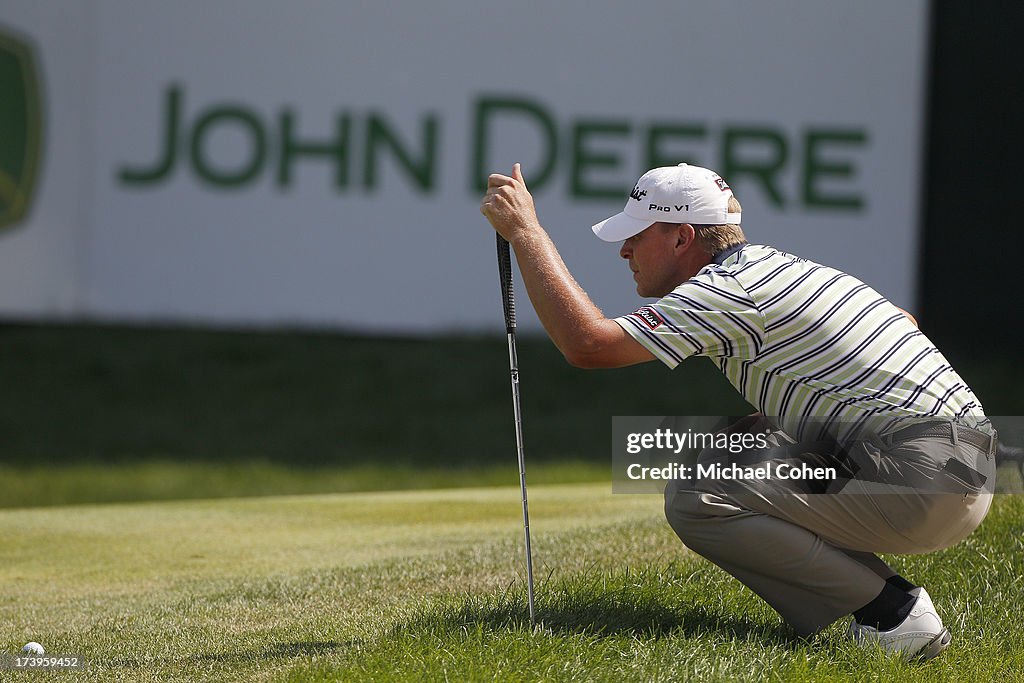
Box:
[714,176,730,191]
[629,185,647,202]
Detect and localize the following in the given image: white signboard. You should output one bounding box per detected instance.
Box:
[1,1,929,332]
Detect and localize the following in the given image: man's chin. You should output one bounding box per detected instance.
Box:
[636,284,663,298]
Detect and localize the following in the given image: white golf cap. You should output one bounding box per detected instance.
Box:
[591,164,741,242]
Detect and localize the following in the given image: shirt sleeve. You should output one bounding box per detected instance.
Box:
[614,271,765,369]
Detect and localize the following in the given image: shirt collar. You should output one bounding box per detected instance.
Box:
[710,242,747,266]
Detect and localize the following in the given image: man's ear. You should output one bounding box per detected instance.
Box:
[675,223,696,250]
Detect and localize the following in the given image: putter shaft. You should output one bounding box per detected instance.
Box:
[497,235,536,626]
[506,328,536,626]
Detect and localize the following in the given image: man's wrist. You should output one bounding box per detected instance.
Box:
[508,223,544,250]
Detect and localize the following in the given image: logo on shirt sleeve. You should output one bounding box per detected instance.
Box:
[633,306,664,330]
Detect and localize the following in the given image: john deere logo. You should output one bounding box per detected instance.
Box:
[0,26,43,232]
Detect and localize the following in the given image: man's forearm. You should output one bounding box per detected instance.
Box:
[509,228,606,358]
[480,164,653,369]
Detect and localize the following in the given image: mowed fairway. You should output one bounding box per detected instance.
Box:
[2,486,1023,682]
[1,484,653,681]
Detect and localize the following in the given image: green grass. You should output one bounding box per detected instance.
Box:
[6,459,1020,508]
[2,323,1022,507]
[1,484,1021,682]
[0,323,751,507]
[0,460,606,508]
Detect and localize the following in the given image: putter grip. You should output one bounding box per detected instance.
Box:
[497,235,516,331]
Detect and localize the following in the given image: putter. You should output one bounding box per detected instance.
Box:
[496,233,537,627]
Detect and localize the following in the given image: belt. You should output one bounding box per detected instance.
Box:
[889,421,995,491]
[890,421,995,457]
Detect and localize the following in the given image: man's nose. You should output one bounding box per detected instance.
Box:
[619,241,632,259]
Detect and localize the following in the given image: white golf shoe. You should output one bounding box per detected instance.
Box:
[848,588,952,661]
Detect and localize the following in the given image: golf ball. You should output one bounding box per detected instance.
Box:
[22,642,45,655]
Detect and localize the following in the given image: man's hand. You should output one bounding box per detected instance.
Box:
[480,163,540,242]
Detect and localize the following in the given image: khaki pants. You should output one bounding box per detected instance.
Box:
[663,419,995,636]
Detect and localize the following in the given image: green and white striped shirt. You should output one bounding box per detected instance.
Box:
[615,244,987,441]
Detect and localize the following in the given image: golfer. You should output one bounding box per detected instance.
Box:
[480,162,996,661]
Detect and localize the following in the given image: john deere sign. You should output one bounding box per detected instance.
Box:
[0,2,928,332]
[0,26,42,232]
[117,87,868,211]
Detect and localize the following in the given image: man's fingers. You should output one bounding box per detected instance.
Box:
[512,162,525,187]
[481,164,535,239]
[481,164,530,221]
[488,164,527,190]
[488,173,513,188]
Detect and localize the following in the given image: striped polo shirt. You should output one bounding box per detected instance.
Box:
[615,244,988,441]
